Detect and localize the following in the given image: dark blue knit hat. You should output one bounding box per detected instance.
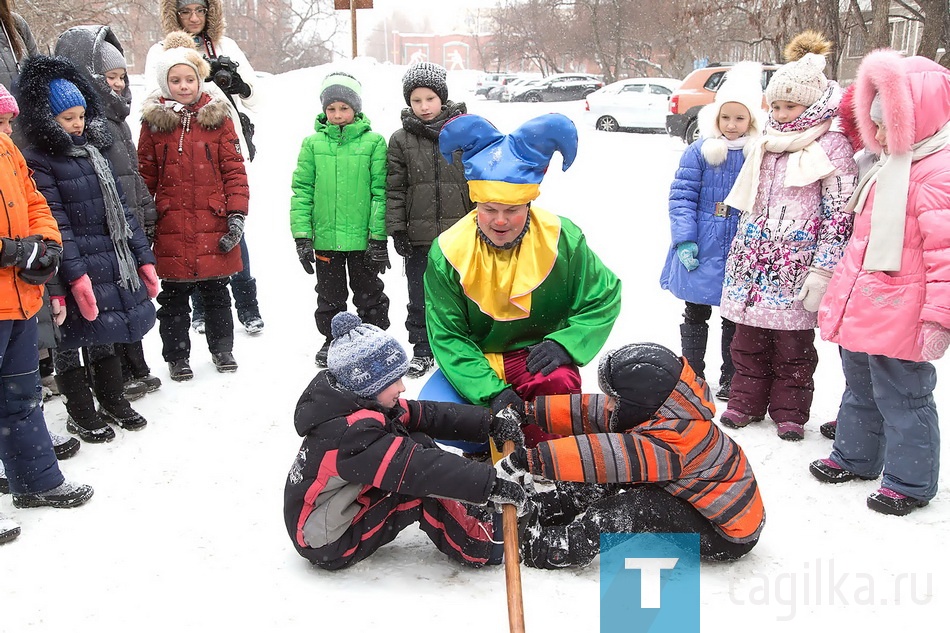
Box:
[48,78,86,116]
[328,312,409,397]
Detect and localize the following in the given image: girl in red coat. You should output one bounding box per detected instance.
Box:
[138,32,249,381]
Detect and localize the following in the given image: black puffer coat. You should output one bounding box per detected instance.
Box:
[17,55,156,349]
[54,25,157,230]
[385,101,473,246]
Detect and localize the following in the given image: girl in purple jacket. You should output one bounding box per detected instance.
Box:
[809,51,950,516]
[717,31,857,441]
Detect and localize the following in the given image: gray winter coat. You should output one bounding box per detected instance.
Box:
[386,102,473,246]
[1,14,38,146]
[54,26,156,229]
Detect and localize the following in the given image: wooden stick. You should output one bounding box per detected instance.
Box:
[502,439,526,633]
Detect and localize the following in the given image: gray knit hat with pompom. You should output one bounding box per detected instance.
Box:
[328,312,409,397]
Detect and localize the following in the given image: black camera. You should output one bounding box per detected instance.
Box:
[210,55,240,91]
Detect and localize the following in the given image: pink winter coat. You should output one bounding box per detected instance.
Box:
[818,52,950,361]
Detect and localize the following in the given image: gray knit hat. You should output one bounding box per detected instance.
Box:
[328,312,409,397]
[402,62,448,106]
[177,0,208,9]
[320,72,362,113]
[765,52,828,107]
[99,41,126,73]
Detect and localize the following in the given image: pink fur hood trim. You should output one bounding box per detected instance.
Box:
[854,49,950,155]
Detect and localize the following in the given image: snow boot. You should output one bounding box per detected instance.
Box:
[719,409,764,429]
[51,432,80,460]
[168,359,193,382]
[680,322,708,379]
[0,512,20,544]
[867,488,929,516]
[820,420,837,439]
[522,520,598,569]
[809,458,877,484]
[315,338,331,367]
[56,366,115,443]
[92,355,147,431]
[406,355,434,379]
[242,316,264,335]
[212,351,239,373]
[12,480,94,509]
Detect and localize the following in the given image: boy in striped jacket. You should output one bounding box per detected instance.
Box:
[497,342,766,569]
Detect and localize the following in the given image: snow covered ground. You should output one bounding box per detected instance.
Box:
[2,59,946,631]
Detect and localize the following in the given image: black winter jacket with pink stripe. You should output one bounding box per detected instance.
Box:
[284,371,495,553]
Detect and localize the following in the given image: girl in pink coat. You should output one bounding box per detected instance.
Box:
[809,50,950,516]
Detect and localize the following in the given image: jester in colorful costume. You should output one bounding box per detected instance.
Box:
[424,113,621,446]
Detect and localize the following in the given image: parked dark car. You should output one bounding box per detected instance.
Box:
[510,73,604,102]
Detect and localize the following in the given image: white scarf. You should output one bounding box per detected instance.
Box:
[847,121,950,271]
[725,119,835,214]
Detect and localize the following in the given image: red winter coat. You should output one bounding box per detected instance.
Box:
[137,92,248,281]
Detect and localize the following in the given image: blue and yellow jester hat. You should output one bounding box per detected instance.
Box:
[439,113,578,205]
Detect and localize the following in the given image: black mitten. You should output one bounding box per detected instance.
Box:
[490,406,525,452]
[0,235,46,269]
[365,239,391,274]
[296,238,315,274]
[218,214,245,253]
[392,231,412,258]
[144,223,157,247]
[18,240,62,285]
[229,71,252,98]
[525,340,572,376]
[488,478,528,516]
[490,387,524,417]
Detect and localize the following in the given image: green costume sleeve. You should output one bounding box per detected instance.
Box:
[544,225,622,365]
[289,137,316,240]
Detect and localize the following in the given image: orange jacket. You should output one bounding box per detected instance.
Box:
[0,134,61,320]
[526,362,765,543]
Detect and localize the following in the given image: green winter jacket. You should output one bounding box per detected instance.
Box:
[290,113,388,251]
[424,210,622,406]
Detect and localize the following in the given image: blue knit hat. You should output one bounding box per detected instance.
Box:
[438,113,578,205]
[48,78,86,116]
[328,312,409,398]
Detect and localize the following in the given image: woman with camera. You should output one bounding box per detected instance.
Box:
[144,0,265,335]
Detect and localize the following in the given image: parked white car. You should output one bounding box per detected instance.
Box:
[585,77,682,132]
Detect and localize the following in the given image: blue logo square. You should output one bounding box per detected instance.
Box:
[600,533,700,633]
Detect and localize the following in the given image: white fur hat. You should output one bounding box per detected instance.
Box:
[154,31,210,100]
[698,62,765,140]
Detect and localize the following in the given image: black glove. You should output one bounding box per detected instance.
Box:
[218,214,245,253]
[490,387,524,417]
[144,222,157,247]
[365,239,391,274]
[495,445,529,482]
[490,406,525,452]
[487,477,528,516]
[0,235,46,269]
[296,238,315,274]
[228,72,252,98]
[392,231,412,258]
[525,340,572,376]
[17,240,62,286]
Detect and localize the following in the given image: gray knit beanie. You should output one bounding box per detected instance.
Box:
[320,72,362,114]
[177,0,208,9]
[99,42,126,73]
[402,62,448,106]
[328,312,409,397]
[869,93,884,123]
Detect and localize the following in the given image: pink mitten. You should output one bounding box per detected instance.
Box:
[919,321,950,361]
[70,274,99,321]
[139,263,160,299]
[50,296,67,326]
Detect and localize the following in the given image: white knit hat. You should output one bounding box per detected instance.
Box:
[154,31,210,100]
[765,52,828,107]
[698,62,765,139]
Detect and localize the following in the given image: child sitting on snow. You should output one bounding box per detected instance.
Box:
[496,342,766,569]
[283,311,528,570]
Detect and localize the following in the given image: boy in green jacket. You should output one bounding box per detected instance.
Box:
[290,72,390,367]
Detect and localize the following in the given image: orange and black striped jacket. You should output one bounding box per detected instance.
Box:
[525,362,765,543]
